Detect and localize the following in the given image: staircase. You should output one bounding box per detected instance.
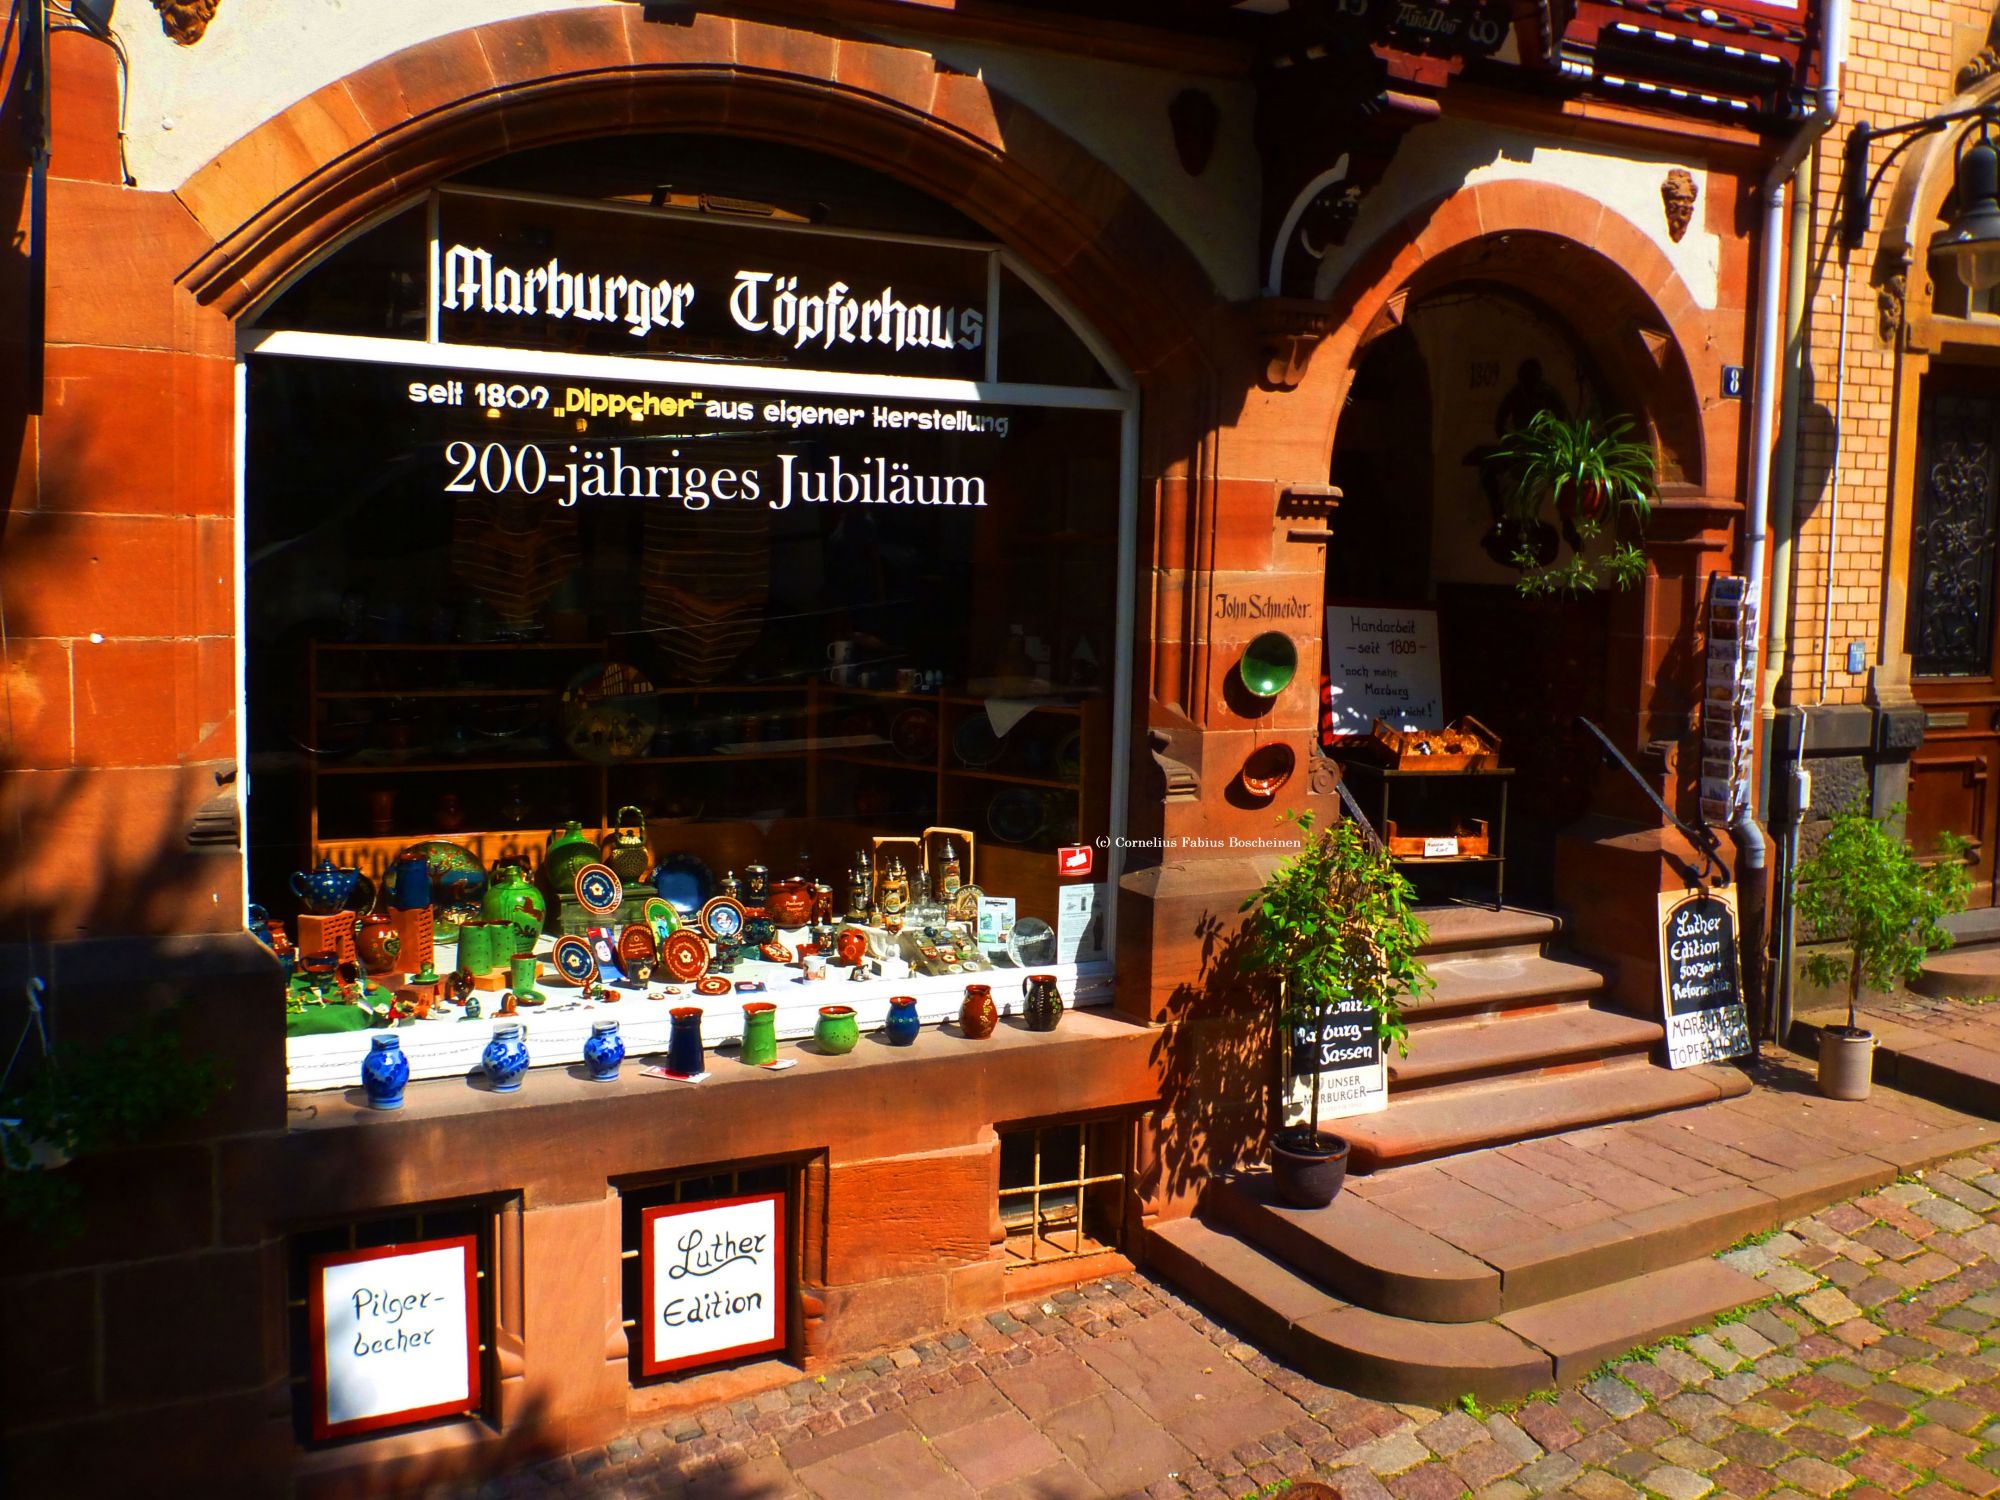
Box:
[1141,905,1768,1404]
[1335,905,1750,1170]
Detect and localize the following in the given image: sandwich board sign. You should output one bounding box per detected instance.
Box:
[1658,886,1751,1067]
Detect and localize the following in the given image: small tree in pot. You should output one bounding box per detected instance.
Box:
[1794,802,1970,1100]
[1238,810,1431,1207]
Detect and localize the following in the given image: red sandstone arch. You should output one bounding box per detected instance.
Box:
[1312,179,1717,491]
[172,7,1221,382]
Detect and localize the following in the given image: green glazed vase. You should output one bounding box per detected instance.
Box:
[741,1002,778,1066]
[543,820,600,903]
[483,863,548,947]
[814,1005,859,1056]
[456,920,494,976]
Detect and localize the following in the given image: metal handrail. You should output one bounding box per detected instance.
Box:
[1575,716,1728,887]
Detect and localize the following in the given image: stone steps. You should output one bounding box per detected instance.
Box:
[1403,952,1606,1026]
[1388,1008,1665,1093]
[1416,905,1562,959]
[1145,1215,1764,1405]
[1338,1060,1752,1172]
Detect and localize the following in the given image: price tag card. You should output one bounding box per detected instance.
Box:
[1422,836,1460,859]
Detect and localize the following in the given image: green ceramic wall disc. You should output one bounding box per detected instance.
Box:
[1239,632,1298,697]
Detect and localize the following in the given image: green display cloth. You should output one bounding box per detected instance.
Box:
[286,1002,376,1038]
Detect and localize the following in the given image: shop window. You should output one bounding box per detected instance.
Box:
[618,1164,795,1384]
[286,1202,498,1445]
[997,1118,1129,1269]
[1909,374,2000,678]
[248,142,1135,1092]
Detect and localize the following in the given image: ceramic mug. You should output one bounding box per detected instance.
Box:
[802,952,828,981]
[814,1005,859,1055]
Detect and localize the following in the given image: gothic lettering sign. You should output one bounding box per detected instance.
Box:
[640,1192,788,1375]
[309,1235,481,1440]
[1658,887,1751,1068]
[1310,0,1514,57]
[1285,994,1388,1122]
[434,190,990,378]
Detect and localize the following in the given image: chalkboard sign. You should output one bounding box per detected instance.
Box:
[1657,887,1750,1068]
[1285,993,1387,1122]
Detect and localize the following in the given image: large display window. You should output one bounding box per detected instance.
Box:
[244,159,1136,1089]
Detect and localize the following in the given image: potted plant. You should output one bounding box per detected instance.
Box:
[1238,810,1432,1207]
[1793,802,1970,1100]
[1488,409,1656,596]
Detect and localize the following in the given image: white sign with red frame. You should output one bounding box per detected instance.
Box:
[310,1234,481,1441]
[640,1192,787,1376]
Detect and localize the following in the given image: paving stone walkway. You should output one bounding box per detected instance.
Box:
[467,1140,2000,1500]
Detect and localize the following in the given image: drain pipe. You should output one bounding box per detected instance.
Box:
[1741,0,1846,1046]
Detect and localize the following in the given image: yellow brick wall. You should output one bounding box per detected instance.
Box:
[1785,1,1995,704]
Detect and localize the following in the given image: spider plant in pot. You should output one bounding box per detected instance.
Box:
[1238,810,1431,1207]
[1793,803,1970,1101]
[1488,410,1656,597]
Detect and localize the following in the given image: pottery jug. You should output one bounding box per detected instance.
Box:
[291,857,360,915]
[667,1007,706,1076]
[1022,974,1064,1033]
[361,1033,410,1110]
[355,913,404,975]
[768,879,813,928]
[740,1002,778,1066]
[814,1005,859,1056]
[583,1019,625,1082]
[481,1021,531,1091]
[391,855,431,912]
[959,984,997,1040]
[602,805,654,885]
[884,996,921,1047]
[543,820,600,901]
[482,863,547,948]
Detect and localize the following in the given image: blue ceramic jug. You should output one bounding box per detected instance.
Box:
[884,995,921,1046]
[392,855,431,911]
[583,1019,625,1082]
[667,1007,705,1076]
[292,856,360,915]
[361,1033,409,1110]
[481,1021,530,1092]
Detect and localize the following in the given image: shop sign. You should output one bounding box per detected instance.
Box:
[434,191,989,378]
[640,1192,787,1376]
[309,1235,481,1440]
[1323,605,1443,735]
[1285,994,1388,1123]
[1658,887,1751,1068]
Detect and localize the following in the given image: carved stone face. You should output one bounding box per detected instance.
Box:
[1662,169,1699,244]
[155,0,221,46]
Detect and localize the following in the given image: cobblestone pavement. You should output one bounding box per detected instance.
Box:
[474,1144,2000,1500]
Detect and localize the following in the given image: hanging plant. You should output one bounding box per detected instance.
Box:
[1488,410,1656,595]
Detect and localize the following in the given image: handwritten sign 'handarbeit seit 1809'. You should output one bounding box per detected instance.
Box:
[1657,887,1751,1068]
[641,1193,788,1376]
[310,1235,481,1440]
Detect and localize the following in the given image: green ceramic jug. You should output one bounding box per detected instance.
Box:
[483,862,548,946]
[542,820,599,904]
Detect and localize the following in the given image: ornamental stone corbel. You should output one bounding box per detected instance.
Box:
[1246,297,1340,392]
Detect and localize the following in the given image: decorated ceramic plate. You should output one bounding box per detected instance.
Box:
[618,922,659,972]
[641,896,679,934]
[700,895,747,944]
[662,930,710,983]
[695,975,734,996]
[552,936,598,986]
[890,707,938,762]
[947,883,985,925]
[653,852,714,917]
[558,662,660,764]
[987,788,1044,844]
[952,714,1005,768]
[574,863,623,915]
[759,938,794,964]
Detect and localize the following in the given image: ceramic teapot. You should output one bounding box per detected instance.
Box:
[291,857,360,915]
[602,805,653,885]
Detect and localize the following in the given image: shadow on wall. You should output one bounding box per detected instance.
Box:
[1143,909,1273,1215]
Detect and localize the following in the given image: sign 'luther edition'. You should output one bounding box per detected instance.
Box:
[310,1235,481,1440]
[641,1193,787,1375]
[1657,887,1751,1068]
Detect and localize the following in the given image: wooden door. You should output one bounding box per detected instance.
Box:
[1906,376,2000,905]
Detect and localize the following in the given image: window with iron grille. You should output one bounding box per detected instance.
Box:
[618,1162,795,1384]
[285,1201,499,1446]
[997,1119,1129,1270]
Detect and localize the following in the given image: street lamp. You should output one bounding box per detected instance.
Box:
[1842,107,2000,296]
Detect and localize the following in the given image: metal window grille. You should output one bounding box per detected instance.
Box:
[997,1121,1128,1269]
[617,1163,793,1384]
[285,1203,496,1445]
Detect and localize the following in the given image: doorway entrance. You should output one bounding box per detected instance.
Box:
[1326,285,1614,906]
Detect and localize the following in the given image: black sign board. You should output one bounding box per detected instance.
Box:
[433,190,991,379]
[1287,992,1388,1121]
[1657,888,1751,1067]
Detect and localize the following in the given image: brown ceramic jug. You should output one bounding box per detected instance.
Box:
[959,984,997,1040]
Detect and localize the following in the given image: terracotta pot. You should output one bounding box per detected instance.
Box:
[355,913,404,975]
[1818,1026,1875,1101]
